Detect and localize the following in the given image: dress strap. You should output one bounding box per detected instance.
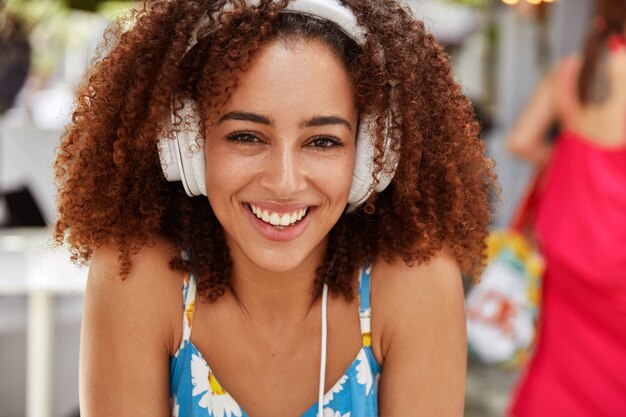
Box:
[358,261,373,348]
[180,271,197,344]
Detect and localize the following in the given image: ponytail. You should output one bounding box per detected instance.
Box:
[578,0,626,105]
[577,18,608,105]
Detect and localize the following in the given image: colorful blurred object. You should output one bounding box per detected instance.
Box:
[465,230,544,369]
[485,230,544,281]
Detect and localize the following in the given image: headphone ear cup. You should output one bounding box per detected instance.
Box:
[348,115,377,207]
[177,123,206,196]
[347,114,399,211]
[158,134,183,182]
[190,139,207,196]
[157,100,207,196]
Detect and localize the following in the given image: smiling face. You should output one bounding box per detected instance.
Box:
[204,38,358,275]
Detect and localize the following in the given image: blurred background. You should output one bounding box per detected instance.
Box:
[0,0,592,416]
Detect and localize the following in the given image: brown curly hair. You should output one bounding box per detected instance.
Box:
[54,0,497,302]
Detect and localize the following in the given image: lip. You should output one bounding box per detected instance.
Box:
[243,202,317,242]
[247,201,310,213]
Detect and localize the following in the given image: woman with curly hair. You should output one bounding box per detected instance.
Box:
[55,0,495,415]
[507,0,626,415]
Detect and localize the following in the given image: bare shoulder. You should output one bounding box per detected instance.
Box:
[554,54,581,99]
[87,238,183,339]
[81,238,183,416]
[370,249,463,339]
[89,236,185,348]
[371,248,462,296]
[371,250,467,416]
[89,237,182,285]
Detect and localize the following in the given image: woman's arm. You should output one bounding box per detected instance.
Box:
[79,242,182,416]
[373,250,466,416]
[507,63,562,166]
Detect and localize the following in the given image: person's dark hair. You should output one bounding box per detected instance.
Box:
[54,0,496,302]
[578,0,626,104]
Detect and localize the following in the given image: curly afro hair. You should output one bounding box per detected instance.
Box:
[54,0,497,302]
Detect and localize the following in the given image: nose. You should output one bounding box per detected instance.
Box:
[258,144,307,198]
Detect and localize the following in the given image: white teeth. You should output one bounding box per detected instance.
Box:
[269,213,280,226]
[248,204,309,227]
[280,214,291,226]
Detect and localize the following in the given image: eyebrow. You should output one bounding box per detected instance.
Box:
[300,115,353,132]
[219,111,273,125]
[219,111,353,132]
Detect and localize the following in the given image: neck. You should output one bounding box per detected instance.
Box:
[227,240,327,329]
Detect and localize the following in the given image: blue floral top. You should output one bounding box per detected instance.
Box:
[169,263,381,417]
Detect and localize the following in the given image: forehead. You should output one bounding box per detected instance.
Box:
[216,39,357,119]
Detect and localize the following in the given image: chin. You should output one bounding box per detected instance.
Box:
[231,238,327,275]
[254,245,325,273]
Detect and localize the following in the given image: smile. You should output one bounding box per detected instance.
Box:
[247,203,310,228]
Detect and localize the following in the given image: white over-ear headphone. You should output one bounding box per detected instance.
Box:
[157,0,399,210]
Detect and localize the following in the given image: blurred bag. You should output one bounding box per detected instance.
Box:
[466,171,546,368]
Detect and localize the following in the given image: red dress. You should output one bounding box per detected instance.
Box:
[509,58,626,417]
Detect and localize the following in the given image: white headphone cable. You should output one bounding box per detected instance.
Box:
[318,283,328,417]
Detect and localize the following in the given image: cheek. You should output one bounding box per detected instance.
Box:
[204,152,243,204]
[314,154,355,200]
[340,159,356,195]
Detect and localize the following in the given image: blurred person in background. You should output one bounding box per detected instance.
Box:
[54,0,496,415]
[506,0,626,415]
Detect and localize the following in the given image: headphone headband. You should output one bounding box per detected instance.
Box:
[186,0,367,55]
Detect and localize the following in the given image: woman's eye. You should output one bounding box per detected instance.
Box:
[225,132,261,145]
[308,136,343,149]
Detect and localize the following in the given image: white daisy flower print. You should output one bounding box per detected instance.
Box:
[323,375,348,405]
[190,354,243,417]
[355,349,373,395]
[323,409,351,417]
[191,354,210,397]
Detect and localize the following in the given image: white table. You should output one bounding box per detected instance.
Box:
[0,227,87,417]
